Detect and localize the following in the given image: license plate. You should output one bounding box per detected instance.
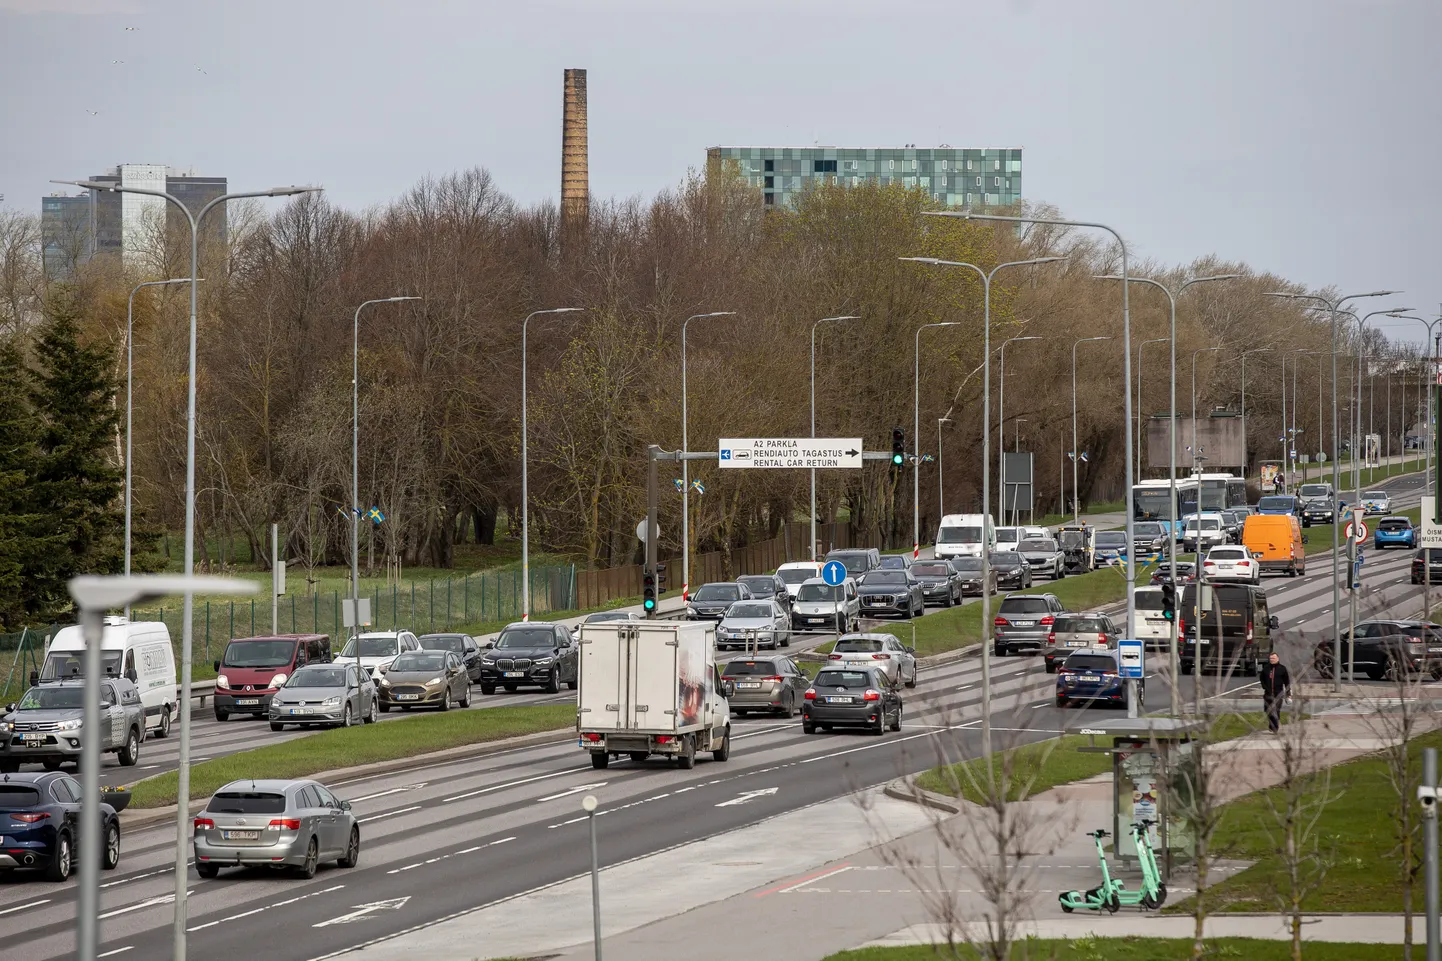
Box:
[1012,620,1034,627]
[1430,648,1442,654]
[235,698,259,706]
[1146,618,1166,624]
[221,830,259,840]
[808,618,826,624]
[289,707,312,715]
[1067,640,1086,647]
[1218,563,1233,569]
[826,696,854,704]
[738,682,761,689]
[397,693,420,700]
[504,671,525,678]
[21,733,43,743]
[1080,675,1100,682]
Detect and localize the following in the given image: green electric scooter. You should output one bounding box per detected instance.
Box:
[1058,829,1121,914]
[1110,820,1166,909]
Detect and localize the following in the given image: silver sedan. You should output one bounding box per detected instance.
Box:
[717,600,791,650]
[268,663,378,731]
[193,778,361,879]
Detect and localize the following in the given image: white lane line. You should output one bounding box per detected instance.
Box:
[441,767,583,803]
[358,805,421,823]
[385,836,516,874]
[99,891,190,920]
[537,782,607,802]
[778,864,854,893]
[98,948,133,958]
[732,724,791,740]
[0,899,50,917]
[799,726,968,764]
[103,866,177,888]
[189,884,345,932]
[346,787,410,803]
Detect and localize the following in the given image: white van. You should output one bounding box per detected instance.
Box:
[37,618,178,738]
[934,514,995,560]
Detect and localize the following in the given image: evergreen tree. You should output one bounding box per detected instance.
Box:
[0,336,53,628]
[27,292,124,619]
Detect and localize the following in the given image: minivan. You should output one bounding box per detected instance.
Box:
[1179,582,1278,675]
[1129,586,1172,650]
[212,634,332,721]
[37,618,178,738]
[789,577,860,634]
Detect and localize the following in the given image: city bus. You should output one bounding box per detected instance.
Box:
[1196,473,1248,512]
[1132,478,1199,536]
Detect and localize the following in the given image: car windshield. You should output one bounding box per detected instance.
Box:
[827,553,870,572]
[222,639,297,668]
[727,603,773,618]
[584,611,632,623]
[995,528,1018,543]
[208,791,288,815]
[693,585,740,602]
[861,571,908,587]
[1134,524,1164,537]
[1257,497,1294,510]
[16,686,85,710]
[777,568,816,585]
[1210,548,1247,560]
[1365,491,1387,499]
[287,667,345,687]
[814,670,872,688]
[496,628,558,649]
[1136,590,1164,611]
[1064,654,1117,672]
[953,558,985,572]
[834,637,884,652]
[1379,518,1412,530]
[989,553,1022,568]
[1186,518,1220,530]
[419,635,466,652]
[912,562,950,576]
[878,556,908,569]
[340,636,399,657]
[1094,532,1126,548]
[796,583,841,602]
[938,527,983,544]
[723,660,779,676]
[1019,539,1056,552]
[999,597,1051,614]
[390,652,447,672]
[1298,485,1330,498]
[1058,531,1086,549]
[1054,616,1108,634]
[737,577,776,595]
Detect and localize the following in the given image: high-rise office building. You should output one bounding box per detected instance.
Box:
[40,164,228,278]
[706,145,1022,210]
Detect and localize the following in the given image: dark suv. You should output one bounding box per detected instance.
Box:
[478,622,578,694]
[992,593,1067,656]
[855,570,924,619]
[1412,549,1442,585]
[1318,620,1442,680]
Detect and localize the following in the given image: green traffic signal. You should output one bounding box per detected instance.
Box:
[891,453,904,466]
[643,596,656,611]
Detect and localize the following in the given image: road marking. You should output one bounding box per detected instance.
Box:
[346,786,416,803]
[732,723,791,740]
[756,863,852,897]
[313,896,410,928]
[385,836,515,874]
[98,948,133,958]
[99,891,190,919]
[358,805,421,823]
[103,866,178,888]
[0,899,50,916]
[716,787,778,807]
[799,726,965,763]
[537,782,607,802]
[441,767,583,803]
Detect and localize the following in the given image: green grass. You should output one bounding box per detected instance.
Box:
[127,704,576,808]
[1302,505,1417,557]
[917,713,1274,804]
[824,938,1404,961]
[1167,727,1442,915]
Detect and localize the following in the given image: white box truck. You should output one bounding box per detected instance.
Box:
[577,620,734,770]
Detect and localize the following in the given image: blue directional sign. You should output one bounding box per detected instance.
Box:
[1117,639,1144,680]
[821,560,847,586]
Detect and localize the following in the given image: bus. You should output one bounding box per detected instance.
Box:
[1132,478,1199,536]
[1196,473,1248,512]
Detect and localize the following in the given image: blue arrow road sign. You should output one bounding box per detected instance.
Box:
[821,560,847,586]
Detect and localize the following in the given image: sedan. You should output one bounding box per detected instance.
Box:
[1202,546,1260,585]
[986,552,1032,590]
[1361,490,1392,514]
[1016,537,1065,580]
[826,632,918,687]
[802,667,902,735]
[910,559,963,606]
[1091,531,1128,567]
[855,570,924,619]
[193,778,360,879]
[717,600,791,651]
[418,632,483,683]
[269,663,377,730]
[1056,649,1141,710]
[378,650,471,711]
[0,771,121,881]
[721,657,811,716]
[1374,516,1416,550]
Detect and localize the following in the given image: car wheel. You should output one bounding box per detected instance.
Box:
[567,675,578,690]
[803,720,817,734]
[545,670,561,694]
[338,826,361,868]
[270,721,284,732]
[296,837,319,879]
[196,861,220,879]
[379,702,391,713]
[871,714,885,736]
[439,688,451,712]
[44,832,72,882]
[779,693,795,718]
[1044,660,1057,674]
[155,706,172,739]
[459,685,471,708]
[591,752,610,769]
[214,709,229,722]
[889,703,903,732]
[481,684,496,695]
[118,727,141,767]
[712,728,731,762]
[676,736,696,770]
[100,819,121,871]
[340,704,353,728]
[905,667,917,689]
[367,698,379,723]
[1056,695,1067,708]
[42,758,63,772]
[0,760,17,774]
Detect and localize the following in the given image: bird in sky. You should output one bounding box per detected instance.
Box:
[111,60,124,64]
[195,65,206,74]
[86,109,100,116]
[124,25,138,31]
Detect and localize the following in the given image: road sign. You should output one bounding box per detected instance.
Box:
[718,437,863,470]
[1344,520,1368,542]
[635,519,661,543]
[341,598,371,628]
[821,560,847,586]
[1423,497,1442,549]
[1118,639,1144,680]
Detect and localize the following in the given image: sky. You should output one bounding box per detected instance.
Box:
[2,0,1438,345]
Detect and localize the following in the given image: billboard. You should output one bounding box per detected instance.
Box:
[1002,452,1034,512]
[1146,415,1245,471]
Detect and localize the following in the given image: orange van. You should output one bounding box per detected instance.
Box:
[1242,514,1305,577]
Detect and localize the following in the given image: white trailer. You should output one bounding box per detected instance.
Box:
[576,620,734,770]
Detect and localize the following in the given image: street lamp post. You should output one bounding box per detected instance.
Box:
[351,297,421,654]
[1239,348,1273,485]
[1135,337,1169,471]
[937,417,952,516]
[54,176,320,961]
[899,254,1066,760]
[998,335,1043,525]
[681,312,736,600]
[1263,289,1401,693]
[811,316,859,560]
[521,308,585,620]
[582,794,602,961]
[914,322,959,557]
[1071,336,1112,521]
[123,277,191,617]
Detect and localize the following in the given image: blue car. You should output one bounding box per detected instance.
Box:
[1373,516,1417,550]
[1055,648,1143,710]
[0,771,121,880]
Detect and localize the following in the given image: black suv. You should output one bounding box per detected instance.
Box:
[1301,498,1336,526]
[910,560,963,606]
[1318,620,1442,680]
[478,622,579,694]
[855,570,924,619]
[1412,549,1442,585]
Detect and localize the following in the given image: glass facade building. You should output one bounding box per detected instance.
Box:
[707,145,1022,209]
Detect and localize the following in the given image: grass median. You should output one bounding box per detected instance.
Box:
[128,704,576,809]
[824,938,1402,961]
[1302,504,1418,557]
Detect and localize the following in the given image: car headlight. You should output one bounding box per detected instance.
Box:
[270,673,288,689]
[481,654,497,663]
[321,696,341,707]
[215,673,230,689]
[57,718,82,731]
[533,657,554,667]
[379,676,391,686]
[426,677,443,686]
[0,719,11,734]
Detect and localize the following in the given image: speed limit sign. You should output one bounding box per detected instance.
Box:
[1345,520,1368,541]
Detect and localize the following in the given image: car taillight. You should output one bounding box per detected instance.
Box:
[828,653,842,660]
[863,689,881,701]
[1409,636,1424,645]
[764,675,784,682]
[582,732,602,742]
[269,818,302,831]
[1040,615,1055,626]
[655,735,674,744]
[1098,633,1108,643]
[1179,618,1187,634]
[804,689,816,700]
[872,653,891,660]
[1047,632,1056,643]
[193,817,214,830]
[994,616,1008,627]
[1246,622,1254,640]
[13,812,49,823]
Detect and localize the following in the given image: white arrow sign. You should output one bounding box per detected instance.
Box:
[715,787,778,807]
[538,782,608,802]
[313,896,410,927]
[718,438,863,470]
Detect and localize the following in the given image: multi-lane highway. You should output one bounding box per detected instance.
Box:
[1,472,1433,960]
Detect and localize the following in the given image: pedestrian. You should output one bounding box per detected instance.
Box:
[1260,651,1291,734]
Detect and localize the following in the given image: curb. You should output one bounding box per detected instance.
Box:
[119,726,576,831]
[883,774,964,814]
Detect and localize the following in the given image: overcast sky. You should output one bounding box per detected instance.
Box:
[2,0,1437,343]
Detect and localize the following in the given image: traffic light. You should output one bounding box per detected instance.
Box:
[891,427,906,466]
[1160,582,1176,622]
[642,568,658,615]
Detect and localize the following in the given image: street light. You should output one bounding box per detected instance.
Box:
[521,307,585,620]
[68,574,255,961]
[123,277,192,616]
[681,312,736,600]
[582,793,602,961]
[1071,336,1112,522]
[998,335,1043,525]
[1263,288,1400,693]
[351,296,421,654]
[811,315,859,559]
[54,176,320,959]
[937,416,952,516]
[1238,348,1273,484]
[899,253,1067,758]
[914,321,959,557]
[1135,337,1169,469]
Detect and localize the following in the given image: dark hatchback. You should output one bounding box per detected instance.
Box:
[478,623,578,694]
[910,560,963,606]
[986,552,1032,590]
[802,667,902,735]
[0,771,121,881]
[1412,549,1442,585]
[1055,649,1142,710]
[1301,498,1336,526]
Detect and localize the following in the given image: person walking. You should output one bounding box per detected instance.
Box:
[1259,651,1291,733]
